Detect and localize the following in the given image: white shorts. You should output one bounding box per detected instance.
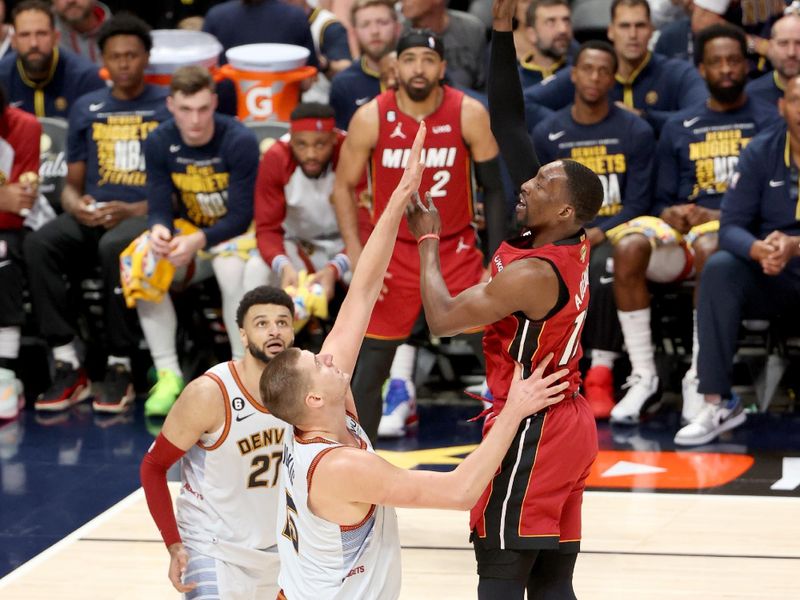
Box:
[183,547,280,600]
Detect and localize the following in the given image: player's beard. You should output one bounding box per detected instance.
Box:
[248,341,273,364]
[708,79,745,105]
[400,77,437,102]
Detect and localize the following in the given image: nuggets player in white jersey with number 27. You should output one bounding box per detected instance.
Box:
[140,285,298,599]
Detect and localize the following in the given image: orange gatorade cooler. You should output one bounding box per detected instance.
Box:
[219,43,317,121]
[100,29,222,84]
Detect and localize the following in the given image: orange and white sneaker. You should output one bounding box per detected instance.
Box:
[584,365,615,420]
[34,361,91,412]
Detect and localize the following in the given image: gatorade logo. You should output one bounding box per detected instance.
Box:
[246,86,274,118]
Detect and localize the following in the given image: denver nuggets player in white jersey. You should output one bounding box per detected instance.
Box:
[140,286,297,599]
[263,124,570,600]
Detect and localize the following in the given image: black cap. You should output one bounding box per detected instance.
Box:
[396,28,445,60]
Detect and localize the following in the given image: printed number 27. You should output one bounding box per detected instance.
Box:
[559,310,587,366]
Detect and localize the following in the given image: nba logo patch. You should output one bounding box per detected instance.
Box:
[387,110,396,123]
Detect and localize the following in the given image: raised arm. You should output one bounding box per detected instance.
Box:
[489,0,541,189]
[330,101,379,268]
[321,122,427,376]
[312,359,569,514]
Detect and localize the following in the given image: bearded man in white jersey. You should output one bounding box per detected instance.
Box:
[140,285,296,598]
[261,123,571,599]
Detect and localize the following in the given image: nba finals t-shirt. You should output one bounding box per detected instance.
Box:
[66,85,170,203]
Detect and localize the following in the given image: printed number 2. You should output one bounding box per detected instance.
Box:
[559,310,587,366]
[247,451,283,488]
[430,170,450,198]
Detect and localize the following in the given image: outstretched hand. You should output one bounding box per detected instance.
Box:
[492,0,517,31]
[390,121,427,207]
[406,190,441,240]
[505,354,570,419]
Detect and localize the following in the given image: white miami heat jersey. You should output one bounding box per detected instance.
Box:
[277,414,401,599]
[175,361,288,570]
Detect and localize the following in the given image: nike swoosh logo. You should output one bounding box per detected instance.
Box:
[169,144,181,153]
[235,413,255,422]
[89,102,105,112]
[9,101,23,108]
[599,276,614,284]
[548,130,566,141]
[683,117,700,128]
[355,96,370,106]
[769,179,785,187]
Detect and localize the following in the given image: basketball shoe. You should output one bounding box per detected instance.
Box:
[93,364,136,414]
[674,394,746,446]
[0,368,24,420]
[144,369,184,417]
[34,361,91,412]
[583,365,615,419]
[609,372,660,425]
[378,378,418,438]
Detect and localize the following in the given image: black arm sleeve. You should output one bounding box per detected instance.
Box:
[488,30,541,190]
[474,157,508,257]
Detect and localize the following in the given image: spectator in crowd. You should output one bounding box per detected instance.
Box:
[653,0,696,62]
[255,103,349,304]
[675,74,800,446]
[24,14,169,415]
[530,40,656,419]
[0,84,41,421]
[746,13,800,106]
[0,0,105,119]
[0,1,14,59]
[400,0,488,91]
[139,65,259,417]
[329,0,401,130]
[518,0,573,88]
[53,0,111,66]
[332,30,505,440]
[524,0,708,134]
[605,23,780,426]
[202,0,319,69]
[281,0,352,104]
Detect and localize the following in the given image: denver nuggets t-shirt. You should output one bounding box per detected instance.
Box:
[145,113,259,248]
[66,84,170,202]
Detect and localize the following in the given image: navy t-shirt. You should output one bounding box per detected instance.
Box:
[67,84,170,203]
[145,113,259,248]
[329,58,382,130]
[533,104,655,231]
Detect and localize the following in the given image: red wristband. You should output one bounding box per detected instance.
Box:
[417,233,440,245]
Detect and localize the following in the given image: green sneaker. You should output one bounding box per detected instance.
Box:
[144,370,184,417]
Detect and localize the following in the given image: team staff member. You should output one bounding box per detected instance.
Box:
[531,39,655,419]
[518,0,574,88]
[524,0,707,134]
[24,14,169,414]
[140,65,259,418]
[332,29,507,440]
[329,0,401,130]
[745,13,800,106]
[676,75,800,446]
[608,23,781,426]
[261,123,571,599]
[140,286,295,598]
[0,0,104,119]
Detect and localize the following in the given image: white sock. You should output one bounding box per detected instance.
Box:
[590,349,619,370]
[53,341,80,369]
[689,309,699,375]
[389,344,416,381]
[0,326,21,360]
[107,355,131,371]
[618,308,656,379]
[137,296,182,377]
[213,256,247,360]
